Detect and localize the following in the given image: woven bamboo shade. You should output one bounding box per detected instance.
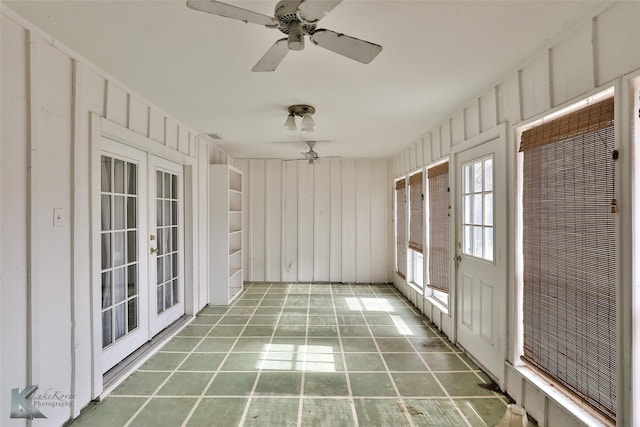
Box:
[521,100,616,420]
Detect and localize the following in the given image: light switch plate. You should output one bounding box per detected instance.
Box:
[53,208,63,227]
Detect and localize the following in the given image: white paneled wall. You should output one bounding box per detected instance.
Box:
[390,2,640,426]
[234,158,389,284]
[0,7,216,425]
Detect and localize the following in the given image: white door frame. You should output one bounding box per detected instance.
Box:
[89,114,196,398]
[450,123,508,385]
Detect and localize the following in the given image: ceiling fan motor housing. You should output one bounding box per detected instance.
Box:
[274,0,317,39]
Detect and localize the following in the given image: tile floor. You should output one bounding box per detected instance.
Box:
[71,283,513,426]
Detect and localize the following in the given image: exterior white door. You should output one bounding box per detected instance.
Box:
[99,140,184,372]
[148,155,185,335]
[454,134,506,385]
[100,140,150,372]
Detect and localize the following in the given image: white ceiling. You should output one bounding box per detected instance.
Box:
[4,0,607,159]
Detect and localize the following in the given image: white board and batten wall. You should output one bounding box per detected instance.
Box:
[391,2,640,426]
[0,7,229,425]
[233,158,390,285]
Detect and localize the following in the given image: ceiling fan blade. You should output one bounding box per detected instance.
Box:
[311,29,383,64]
[186,0,277,27]
[297,0,342,23]
[252,38,289,72]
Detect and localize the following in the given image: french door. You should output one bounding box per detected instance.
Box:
[100,139,184,372]
[454,135,506,385]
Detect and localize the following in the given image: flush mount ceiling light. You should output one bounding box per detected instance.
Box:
[284,104,316,132]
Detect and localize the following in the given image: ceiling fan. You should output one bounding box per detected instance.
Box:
[285,141,340,164]
[186,0,383,71]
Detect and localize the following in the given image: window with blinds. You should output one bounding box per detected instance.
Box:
[409,172,424,253]
[520,97,616,420]
[427,163,450,293]
[395,179,407,279]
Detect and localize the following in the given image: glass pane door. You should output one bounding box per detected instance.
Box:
[99,140,149,373]
[148,156,184,335]
[101,155,140,348]
[155,169,179,313]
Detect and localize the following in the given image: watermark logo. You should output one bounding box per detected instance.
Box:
[10,385,47,419]
[10,385,75,419]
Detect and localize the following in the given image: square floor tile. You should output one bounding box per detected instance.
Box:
[241,325,276,337]
[177,325,212,337]
[190,314,221,325]
[139,352,187,371]
[344,353,386,371]
[391,373,445,397]
[208,325,244,337]
[353,398,410,426]
[186,397,248,426]
[305,337,340,351]
[157,372,213,396]
[303,372,349,396]
[179,353,226,371]
[69,397,147,426]
[161,337,200,352]
[227,307,255,315]
[375,337,415,353]
[369,325,412,337]
[194,337,236,352]
[301,398,354,426]
[308,306,335,315]
[341,337,378,352]
[244,397,299,426]
[248,315,279,325]
[206,372,258,396]
[336,315,367,326]
[454,397,508,426]
[349,373,396,397]
[403,399,468,426]
[221,353,263,371]
[199,306,229,315]
[254,372,302,396]
[383,353,428,371]
[308,316,336,326]
[338,325,372,337]
[278,315,307,325]
[111,371,171,396]
[218,315,252,325]
[274,325,306,337]
[365,315,396,325]
[232,337,272,352]
[410,337,453,352]
[128,397,195,427]
[303,352,344,372]
[308,325,338,336]
[434,372,495,396]
[421,353,471,371]
[254,306,283,315]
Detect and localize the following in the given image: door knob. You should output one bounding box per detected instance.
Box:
[454,255,462,263]
[150,247,159,254]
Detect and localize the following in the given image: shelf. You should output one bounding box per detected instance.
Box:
[209,164,244,306]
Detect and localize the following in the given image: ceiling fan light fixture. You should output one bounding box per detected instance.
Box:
[301,113,315,132]
[286,104,316,132]
[284,114,297,131]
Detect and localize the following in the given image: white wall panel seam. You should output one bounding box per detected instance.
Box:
[27,28,39,388]
[70,57,80,418]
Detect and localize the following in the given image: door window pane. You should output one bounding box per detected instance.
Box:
[462,156,494,261]
[114,160,125,194]
[101,156,112,192]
